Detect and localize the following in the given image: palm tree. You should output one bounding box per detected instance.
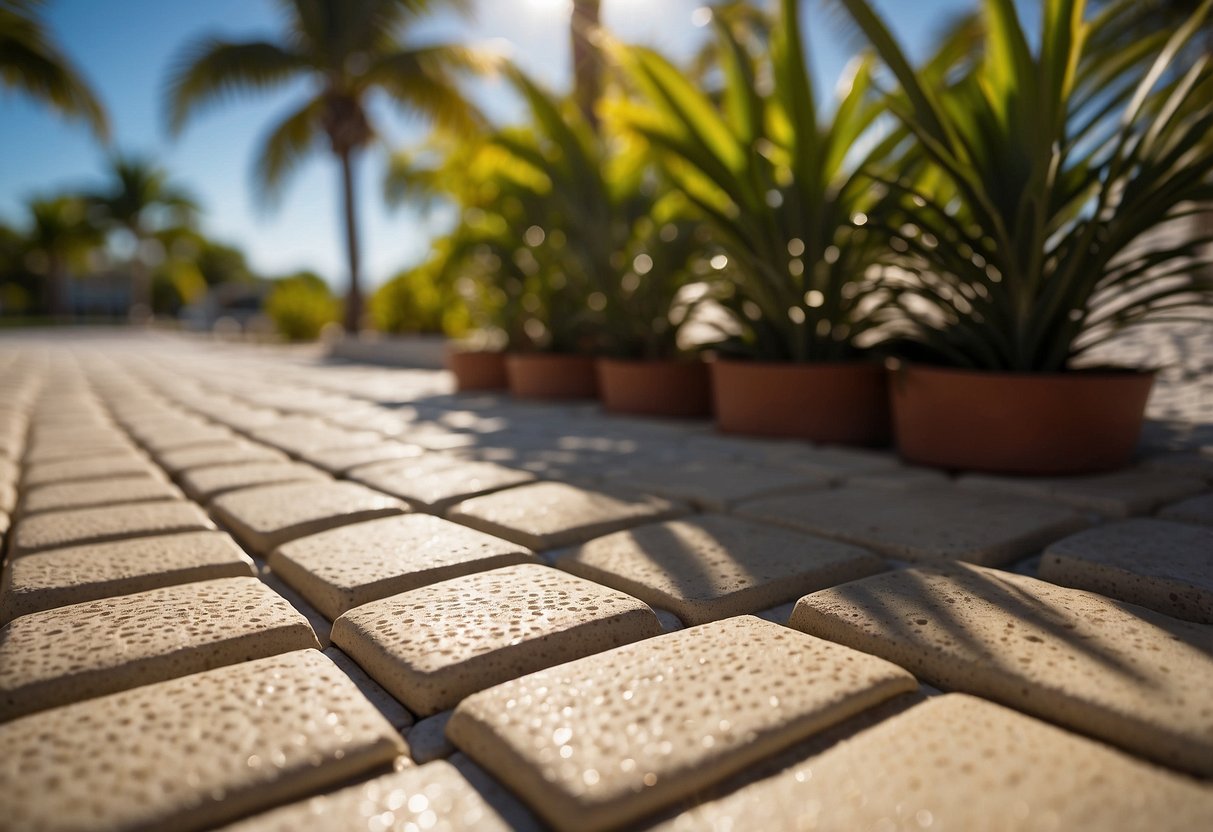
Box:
[24,195,102,316]
[571,0,602,128]
[0,0,108,139]
[164,0,488,333]
[90,155,197,319]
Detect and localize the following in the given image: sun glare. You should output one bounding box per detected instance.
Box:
[524,0,573,18]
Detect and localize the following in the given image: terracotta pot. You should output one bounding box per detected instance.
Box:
[597,359,712,419]
[711,360,890,445]
[505,353,599,400]
[447,349,508,392]
[890,364,1155,475]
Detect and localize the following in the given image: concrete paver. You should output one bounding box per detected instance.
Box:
[221,758,539,832]
[448,482,690,551]
[737,484,1089,566]
[447,616,916,832]
[1159,491,1213,527]
[23,452,160,488]
[11,500,215,556]
[179,461,328,503]
[210,480,407,556]
[789,563,1213,775]
[0,531,256,623]
[1039,518,1213,623]
[557,515,886,625]
[0,576,319,720]
[158,441,289,475]
[332,563,662,715]
[20,474,181,515]
[611,461,829,511]
[295,440,423,474]
[353,458,536,510]
[653,694,1213,832]
[270,514,536,620]
[0,650,404,832]
[959,469,1209,517]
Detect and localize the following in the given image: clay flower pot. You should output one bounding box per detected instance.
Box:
[597,359,712,419]
[711,360,890,445]
[447,349,508,392]
[505,353,599,400]
[890,364,1155,475]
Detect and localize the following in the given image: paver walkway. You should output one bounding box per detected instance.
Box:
[0,331,1210,831]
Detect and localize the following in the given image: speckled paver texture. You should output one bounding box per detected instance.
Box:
[0,330,1209,831]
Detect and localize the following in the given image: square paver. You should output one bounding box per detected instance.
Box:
[352,458,535,510]
[158,441,289,475]
[652,694,1213,832]
[0,531,256,623]
[23,452,160,488]
[447,482,690,551]
[24,436,134,464]
[332,563,662,716]
[447,616,916,832]
[0,650,404,832]
[0,577,319,720]
[251,421,383,455]
[294,441,423,475]
[179,461,328,503]
[1039,518,1213,624]
[611,461,829,511]
[269,514,537,619]
[959,469,1208,516]
[1159,492,1213,527]
[736,484,1089,566]
[11,500,215,557]
[222,758,537,832]
[789,563,1213,776]
[557,515,886,625]
[19,475,181,516]
[210,480,407,556]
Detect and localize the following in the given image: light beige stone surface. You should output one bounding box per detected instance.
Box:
[11,500,215,556]
[0,650,404,832]
[296,441,423,474]
[557,515,886,625]
[0,531,256,623]
[737,485,1088,566]
[448,482,689,551]
[211,481,406,556]
[221,758,538,832]
[179,461,328,502]
[24,436,134,464]
[447,616,916,832]
[652,694,1213,832]
[614,461,828,511]
[1159,492,1213,527]
[20,475,181,515]
[270,514,536,620]
[353,458,535,510]
[789,563,1213,776]
[138,425,236,452]
[0,577,319,720]
[1039,518,1213,624]
[251,421,383,455]
[322,646,414,732]
[762,444,901,477]
[23,452,159,487]
[959,469,1209,516]
[158,442,289,475]
[333,563,662,716]
[407,711,456,764]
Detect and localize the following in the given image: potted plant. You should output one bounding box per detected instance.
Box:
[842,0,1213,473]
[616,0,910,444]
[467,67,714,408]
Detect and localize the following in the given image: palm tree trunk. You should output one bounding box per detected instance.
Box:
[339,147,362,334]
[571,0,603,129]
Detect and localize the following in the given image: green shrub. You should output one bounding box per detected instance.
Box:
[266,272,339,341]
[370,260,469,335]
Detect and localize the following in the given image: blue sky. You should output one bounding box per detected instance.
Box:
[1,0,975,290]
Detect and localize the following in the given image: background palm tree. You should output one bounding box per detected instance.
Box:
[0,0,108,139]
[24,195,102,316]
[164,0,487,333]
[89,155,197,319]
[571,0,602,128]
